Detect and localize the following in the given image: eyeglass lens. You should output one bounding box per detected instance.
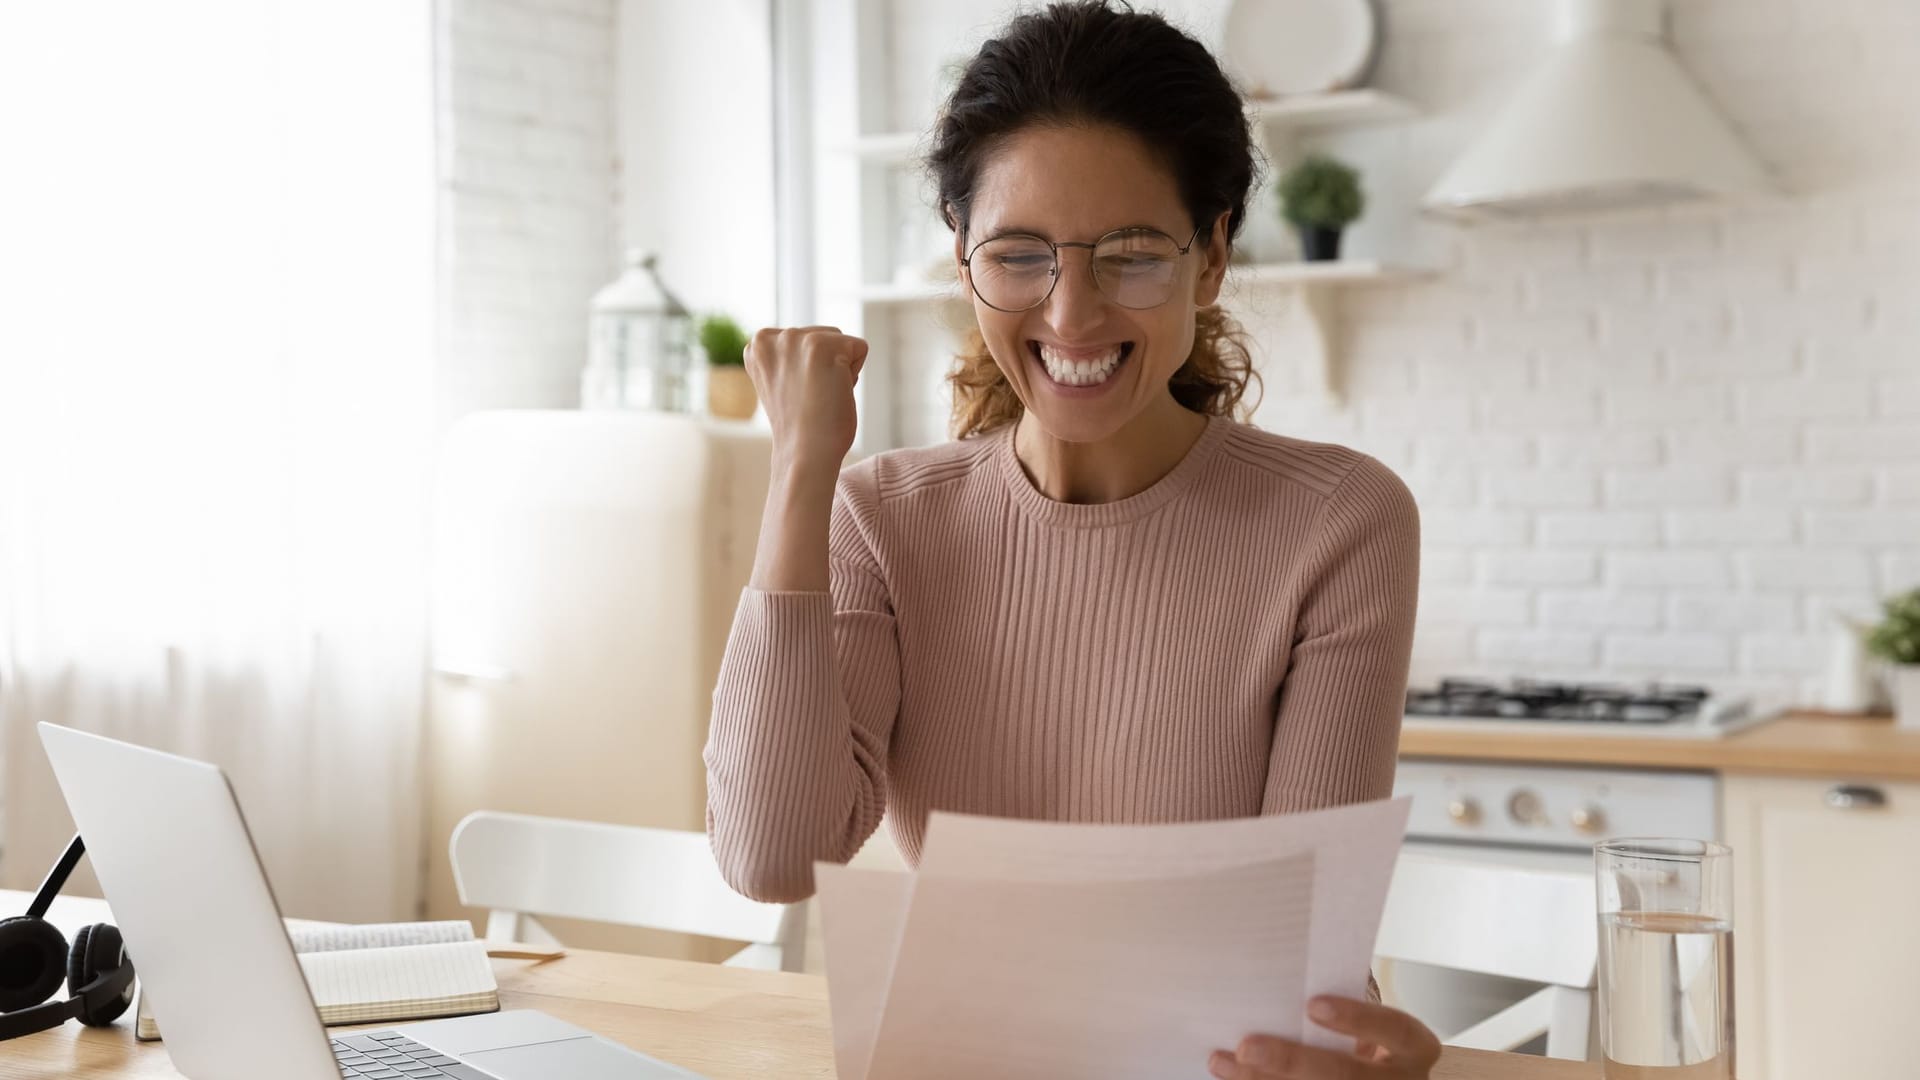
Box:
[967,228,1186,311]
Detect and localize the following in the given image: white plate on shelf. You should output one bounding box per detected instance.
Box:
[1222,0,1379,99]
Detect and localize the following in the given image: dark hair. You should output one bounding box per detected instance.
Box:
[927,0,1260,437]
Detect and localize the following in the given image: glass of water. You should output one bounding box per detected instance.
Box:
[1595,838,1735,1080]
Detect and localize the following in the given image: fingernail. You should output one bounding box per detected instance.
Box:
[1207,1050,1235,1078]
[1308,997,1338,1023]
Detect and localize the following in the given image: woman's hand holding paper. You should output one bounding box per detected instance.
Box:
[1207,995,1441,1079]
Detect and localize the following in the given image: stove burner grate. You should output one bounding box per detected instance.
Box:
[1405,678,1712,724]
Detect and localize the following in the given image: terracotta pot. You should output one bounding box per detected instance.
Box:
[707,365,757,420]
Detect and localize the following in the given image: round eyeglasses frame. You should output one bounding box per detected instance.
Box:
[960,222,1209,313]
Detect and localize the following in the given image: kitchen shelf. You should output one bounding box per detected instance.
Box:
[1234,259,1429,286]
[828,90,1420,170]
[835,278,965,305]
[1231,260,1434,404]
[1243,89,1418,132]
[824,260,1429,404]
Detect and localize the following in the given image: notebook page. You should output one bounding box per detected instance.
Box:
[135,931,495,1039]
[863,851,1314,1080]
[298,941,498,1023]
[289,920,475,954]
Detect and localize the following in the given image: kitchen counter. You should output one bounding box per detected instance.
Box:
[1399,709,1920,779]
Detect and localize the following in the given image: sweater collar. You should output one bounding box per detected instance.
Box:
[994,412,1230,529]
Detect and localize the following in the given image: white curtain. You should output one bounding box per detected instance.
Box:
[0,1,435,921]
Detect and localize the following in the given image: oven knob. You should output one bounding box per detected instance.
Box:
[1570,805,1606,834]
[1446,797,1481,826]
[1507,789,1545,826]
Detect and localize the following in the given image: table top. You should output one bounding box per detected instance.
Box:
[3,898,1600,1080]
[1400,708,1920,780]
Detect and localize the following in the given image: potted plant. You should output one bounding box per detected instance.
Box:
[1866,586,1920,729]
[1276,154,1364,262]
[698,314,755,420]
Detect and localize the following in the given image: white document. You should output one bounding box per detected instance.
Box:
[868,852,1314,1080]
[816,797,1411,1080]
[916,796,1410,1039]
[817,865,915,1080]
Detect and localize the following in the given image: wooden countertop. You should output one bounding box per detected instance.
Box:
[1399,709,1920,780]
[9,891,1592,1080]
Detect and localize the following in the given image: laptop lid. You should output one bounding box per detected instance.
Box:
[37,722,340,1080]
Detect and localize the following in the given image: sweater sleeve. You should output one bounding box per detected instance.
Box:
[703,463,901,902]
[1261,455,1421,816]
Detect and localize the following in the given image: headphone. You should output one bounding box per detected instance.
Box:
[0,834,136,1040]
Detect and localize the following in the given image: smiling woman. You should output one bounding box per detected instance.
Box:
[703,3,1430,1077]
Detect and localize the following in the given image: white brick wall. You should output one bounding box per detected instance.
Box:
[438,0,618,423]
[1230,0,1920,699]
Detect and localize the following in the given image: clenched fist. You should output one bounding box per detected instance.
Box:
[746,325,870,470]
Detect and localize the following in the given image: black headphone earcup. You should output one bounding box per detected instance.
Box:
[0,915,70,1013]
[68,923,131,1026]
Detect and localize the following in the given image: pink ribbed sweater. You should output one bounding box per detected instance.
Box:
[704,412,1421,903]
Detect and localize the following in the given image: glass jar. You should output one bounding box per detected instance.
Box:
[583,251,692,412]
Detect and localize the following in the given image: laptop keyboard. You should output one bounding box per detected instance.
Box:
[331,1030,496,1080]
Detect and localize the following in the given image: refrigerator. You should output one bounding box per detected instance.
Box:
[422,410,770,960]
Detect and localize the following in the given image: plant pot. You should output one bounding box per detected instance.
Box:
[1295,224,1343,262]
[707,365,757,420]
[1893,664,1920,731]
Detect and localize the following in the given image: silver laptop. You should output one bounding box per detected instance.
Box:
[38,722,706,1080]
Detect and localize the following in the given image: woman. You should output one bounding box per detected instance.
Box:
[704,3,1435,1076]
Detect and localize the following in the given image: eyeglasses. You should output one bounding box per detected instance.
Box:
[961,223,1207,313]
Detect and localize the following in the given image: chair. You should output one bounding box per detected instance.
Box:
[1373,851,1597,1059]
[448,810,808,973]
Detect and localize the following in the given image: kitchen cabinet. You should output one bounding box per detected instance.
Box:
[1721,774,1920,1080]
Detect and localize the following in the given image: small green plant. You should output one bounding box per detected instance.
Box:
[1276,155,1365,230]
[1866,587,1920,665]
[697,314,749,367]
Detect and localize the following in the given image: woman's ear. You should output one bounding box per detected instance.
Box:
[1194,210,1232,308]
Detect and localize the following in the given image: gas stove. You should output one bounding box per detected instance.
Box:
[1400,677,1779,739]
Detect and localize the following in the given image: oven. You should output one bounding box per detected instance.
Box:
[1385,681,1731,1056]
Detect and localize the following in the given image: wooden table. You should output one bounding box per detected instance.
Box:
[3,892,1598,1080]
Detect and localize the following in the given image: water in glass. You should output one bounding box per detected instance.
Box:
[1598,910,1734,1079]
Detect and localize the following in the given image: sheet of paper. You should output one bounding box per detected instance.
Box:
[815,864,916,1080]
[864,852,1315,1080]
[912,797,1410,1049]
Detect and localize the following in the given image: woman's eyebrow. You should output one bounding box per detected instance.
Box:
[978,224,1049,241]
[978,223,1171,242]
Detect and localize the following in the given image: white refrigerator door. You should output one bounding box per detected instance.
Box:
[423,411,770,956]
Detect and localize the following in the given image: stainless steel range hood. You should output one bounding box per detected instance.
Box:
[1422,0,1774,223]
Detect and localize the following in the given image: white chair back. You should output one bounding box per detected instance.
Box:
[449,810,806,972]
[1374,851,1598,1059]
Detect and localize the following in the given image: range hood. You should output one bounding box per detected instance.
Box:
[1422,0,1773,223]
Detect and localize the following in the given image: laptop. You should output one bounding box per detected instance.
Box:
[37,722,708,1080]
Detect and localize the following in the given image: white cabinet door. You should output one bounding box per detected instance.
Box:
[1722,774,1920,1080]
[423,412,770,958]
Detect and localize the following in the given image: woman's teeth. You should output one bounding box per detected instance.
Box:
[1036,342,1127,386]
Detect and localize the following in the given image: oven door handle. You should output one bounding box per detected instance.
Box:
[1825,783,1888,811]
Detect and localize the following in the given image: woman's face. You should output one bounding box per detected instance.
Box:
[957,124,1229,445]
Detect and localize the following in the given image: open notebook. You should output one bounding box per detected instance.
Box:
[135,921,501,1040]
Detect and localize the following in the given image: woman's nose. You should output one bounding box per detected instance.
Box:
[1042,248,1106,336]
